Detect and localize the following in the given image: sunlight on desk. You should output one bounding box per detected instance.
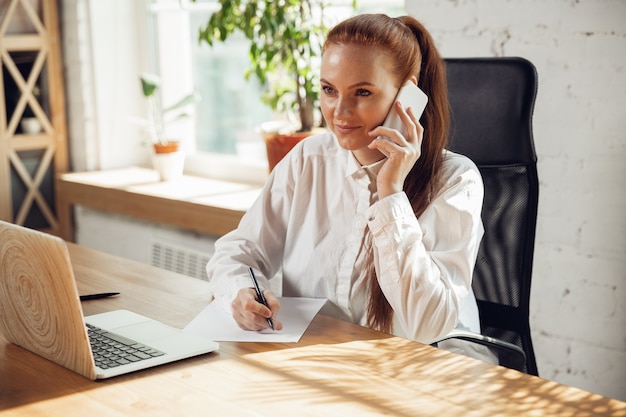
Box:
[235,339,626,417]
[2,243,625,416]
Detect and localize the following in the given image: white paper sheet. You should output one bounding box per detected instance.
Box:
[183,297,327,342]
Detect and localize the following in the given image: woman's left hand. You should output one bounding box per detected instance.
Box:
[368,102,424,199]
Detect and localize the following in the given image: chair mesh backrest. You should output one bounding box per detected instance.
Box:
[445,58,539,375]
[475,166,534,308]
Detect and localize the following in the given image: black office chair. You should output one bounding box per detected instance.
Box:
[435,57,540,375]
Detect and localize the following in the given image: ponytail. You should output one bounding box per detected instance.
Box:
[398,16,449,217]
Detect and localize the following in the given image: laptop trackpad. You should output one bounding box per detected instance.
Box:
[86,309,215,354]
[87,310,185,347]
[113,321,182,342]
[115,320,215,354]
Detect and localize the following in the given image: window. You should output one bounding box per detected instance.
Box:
[147,0,405,179]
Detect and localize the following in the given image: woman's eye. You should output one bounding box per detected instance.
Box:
[322,85,335,95]
[356,89,371,97]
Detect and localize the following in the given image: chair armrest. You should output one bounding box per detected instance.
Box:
[434,329,527,372]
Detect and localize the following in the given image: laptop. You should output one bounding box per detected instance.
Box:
[0,220,219,380]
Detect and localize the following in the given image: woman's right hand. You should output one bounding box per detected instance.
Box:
[368,102,424,199]
[231,287,283,331]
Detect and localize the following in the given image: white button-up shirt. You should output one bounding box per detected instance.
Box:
[207,131,484,345]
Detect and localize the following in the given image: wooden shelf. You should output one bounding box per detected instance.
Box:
[0,0,68,233]
[2,34,46,50]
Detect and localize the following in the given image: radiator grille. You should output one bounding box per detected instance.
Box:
[150,241,213,280]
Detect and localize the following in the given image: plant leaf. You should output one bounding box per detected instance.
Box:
[140,73,160,97]
[162,92,201,114]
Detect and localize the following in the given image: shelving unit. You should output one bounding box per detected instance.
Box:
[0,0,68,234]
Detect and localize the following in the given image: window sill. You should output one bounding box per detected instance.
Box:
[184,152,269,187]
[56,166,263,242]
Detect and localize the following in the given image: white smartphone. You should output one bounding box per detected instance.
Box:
[381,81,428,136]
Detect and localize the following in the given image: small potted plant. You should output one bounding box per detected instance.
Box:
[140,72,200,180]
[198,0,345,170]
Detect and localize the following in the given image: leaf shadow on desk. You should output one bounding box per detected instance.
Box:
[235,338,626,416]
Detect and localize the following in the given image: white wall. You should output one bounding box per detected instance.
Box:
[404,0,626,401]
[60,0,626,401]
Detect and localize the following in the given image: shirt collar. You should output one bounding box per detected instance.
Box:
[345,151,386,178]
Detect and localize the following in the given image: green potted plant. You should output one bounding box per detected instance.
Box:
[197,0,352,170]
[140,73,200,180]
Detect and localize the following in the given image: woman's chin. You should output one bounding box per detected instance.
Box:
[334,133,372,151]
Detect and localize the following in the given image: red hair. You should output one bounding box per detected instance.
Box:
[324,14,450,333]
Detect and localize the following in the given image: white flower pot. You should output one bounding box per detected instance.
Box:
[152,150,185,181]
[21,117,42,134]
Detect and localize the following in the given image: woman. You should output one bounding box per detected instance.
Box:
[206,14,491,359]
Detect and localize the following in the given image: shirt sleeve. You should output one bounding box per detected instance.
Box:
[366,159,484,344]
[205,157,297,306]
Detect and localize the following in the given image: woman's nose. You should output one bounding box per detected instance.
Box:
[334,96,353,117]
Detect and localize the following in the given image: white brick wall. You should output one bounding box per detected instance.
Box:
[406,0,626,401]
[60,0,626,401]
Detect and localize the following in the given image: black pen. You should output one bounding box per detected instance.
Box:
[79,292,120,301]
[248,267,274,331]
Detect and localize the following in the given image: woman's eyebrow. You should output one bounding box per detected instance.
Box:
[320,78,376,89]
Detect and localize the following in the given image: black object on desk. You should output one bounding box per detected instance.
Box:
[79,292,120,301]
[248,267,274,331]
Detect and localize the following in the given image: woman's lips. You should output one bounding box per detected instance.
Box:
[334,123,360,135]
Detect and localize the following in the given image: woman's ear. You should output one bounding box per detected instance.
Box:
[402,75,417,85]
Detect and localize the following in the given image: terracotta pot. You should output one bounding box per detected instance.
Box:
[263,128,325,172]
[153,141,180,154]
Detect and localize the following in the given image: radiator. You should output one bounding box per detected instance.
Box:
[150,241,213,280]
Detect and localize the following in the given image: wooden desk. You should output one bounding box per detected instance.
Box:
[55,167,263,241]
[1,244,624,416]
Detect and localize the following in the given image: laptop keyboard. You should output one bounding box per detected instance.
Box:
[86,323,165,369]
